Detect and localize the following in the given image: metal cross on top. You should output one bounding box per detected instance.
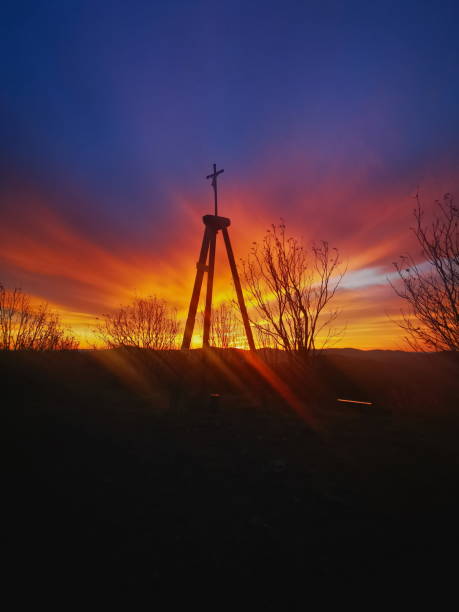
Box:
[206,163,224,216]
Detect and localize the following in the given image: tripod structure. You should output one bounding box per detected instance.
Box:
[181,164,255,350]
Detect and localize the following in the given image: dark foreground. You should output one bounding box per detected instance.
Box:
[4,348,459,594]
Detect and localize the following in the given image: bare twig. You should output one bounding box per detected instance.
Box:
[96,295,180,349]
[241,223,345,357]
[0,285,79,350]
[390,193,459,351]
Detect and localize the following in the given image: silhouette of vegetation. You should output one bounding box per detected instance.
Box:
[97,295,180,349]
[254,325,279,350]
[391,194,459,351]
[0,285,79,350]
[200,301,245,348]
[241,223,345,355]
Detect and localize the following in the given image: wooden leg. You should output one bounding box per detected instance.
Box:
[222,227,256,351]
[203,228,216,347]
[181,227,210,349]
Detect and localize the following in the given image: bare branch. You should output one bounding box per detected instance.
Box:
[240,223,345,357]
[390,194,459,351]
[96,295,180,350]
[0,285,79,350]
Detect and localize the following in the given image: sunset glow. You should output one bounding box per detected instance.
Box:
[1,2,458,350]
[0,173,456,349]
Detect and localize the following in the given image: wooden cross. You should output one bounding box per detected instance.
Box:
[206,163,224,216]
[181,164,255,351]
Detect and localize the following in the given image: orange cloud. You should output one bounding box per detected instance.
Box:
[0,165,455,350]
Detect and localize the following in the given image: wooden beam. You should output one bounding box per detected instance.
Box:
[181,227,210,349]
[203,228,216,347]
[222,226,256,351]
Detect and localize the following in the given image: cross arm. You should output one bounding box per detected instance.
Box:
[206,169,224,179]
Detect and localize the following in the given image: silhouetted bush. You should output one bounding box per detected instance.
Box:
[97,295,180,349]
[0,284,78,350]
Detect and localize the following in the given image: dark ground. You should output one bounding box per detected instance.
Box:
[3,348,459,595]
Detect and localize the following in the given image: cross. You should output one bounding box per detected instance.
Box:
[206,163,224,216]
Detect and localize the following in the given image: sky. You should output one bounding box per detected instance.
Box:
[1,0,458,348]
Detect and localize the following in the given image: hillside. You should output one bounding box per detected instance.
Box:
[4,348,459,592]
